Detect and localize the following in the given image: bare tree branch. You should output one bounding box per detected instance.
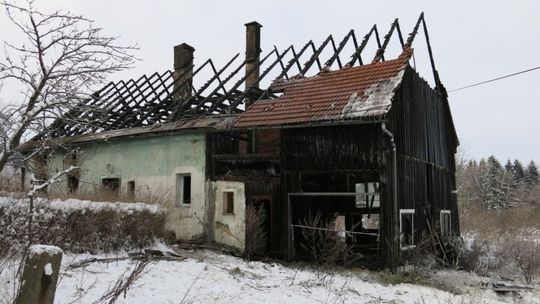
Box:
[0,0,138,173]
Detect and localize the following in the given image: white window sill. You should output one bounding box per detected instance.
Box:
[400,245,416,251]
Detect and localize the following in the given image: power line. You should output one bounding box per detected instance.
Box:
[449,66,540,93]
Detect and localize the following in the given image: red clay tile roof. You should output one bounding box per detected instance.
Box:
[234,49,413,128]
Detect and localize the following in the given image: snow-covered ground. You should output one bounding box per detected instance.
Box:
[1,244,537,304]
[45,247,537,304]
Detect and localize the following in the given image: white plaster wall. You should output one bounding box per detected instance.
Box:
[212,181,246,251]
[165,166,206,240]
[44,133,208,241]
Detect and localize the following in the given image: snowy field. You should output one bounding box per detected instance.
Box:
[41,248,539,304]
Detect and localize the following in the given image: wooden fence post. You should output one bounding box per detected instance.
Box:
[16,245,63,304]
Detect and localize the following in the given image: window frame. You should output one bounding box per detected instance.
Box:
[175,173,192,207]
[67,175,79,193]
[355,182,380,208]
[222,190,235,214]
[399,209,415,249]
[101,177,120,195]
[440,210,452,242]
[127,180,136,199]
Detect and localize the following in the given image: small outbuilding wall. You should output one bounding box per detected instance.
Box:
[209,181,246,251]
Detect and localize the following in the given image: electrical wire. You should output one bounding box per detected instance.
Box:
[449,66,540,93]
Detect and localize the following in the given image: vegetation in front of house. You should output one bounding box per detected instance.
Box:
[0,196,167,255]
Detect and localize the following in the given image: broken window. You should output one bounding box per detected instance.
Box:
[333,215,346,240]
[67,176,79,193]
[361,214,380,230]
[223,191,234,214]
[440,210,451,242]
[102,178,120,196]
[128,181,135,199]
[176,174,191,206]
[355,182,380,208]
[399,209,415,249]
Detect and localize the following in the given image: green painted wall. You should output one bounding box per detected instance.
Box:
[47,132,207,240]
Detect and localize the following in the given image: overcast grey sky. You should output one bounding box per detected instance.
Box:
[1,0,539,163]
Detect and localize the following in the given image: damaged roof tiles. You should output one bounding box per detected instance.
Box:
[235,48,413,128]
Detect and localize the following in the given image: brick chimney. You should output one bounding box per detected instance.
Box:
[173,43,195,100]
[244,22,262,94]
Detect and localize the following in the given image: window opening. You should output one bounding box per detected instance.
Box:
[176,174,191,206]
[361,213,380,230]
[440,210,451,242]
[102,178,120,196]
[355,182,380,208]
[128,181,135,199]
[68,176,79,193]
[400,209,415,249]
[223,191,234,214]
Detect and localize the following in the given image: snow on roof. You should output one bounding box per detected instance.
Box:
[234,49,412,128]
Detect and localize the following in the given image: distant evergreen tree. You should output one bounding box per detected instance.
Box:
[487,156,502,171]
[505,159,513,173]
[510,159,526,184]
[482,155,510,209]
[525,161,539,185]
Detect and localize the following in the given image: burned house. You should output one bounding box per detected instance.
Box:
[34,14,459,267]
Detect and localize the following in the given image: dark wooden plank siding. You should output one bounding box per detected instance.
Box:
[387,66,459,237]
[390,67,457,169]
[281,124,383,172]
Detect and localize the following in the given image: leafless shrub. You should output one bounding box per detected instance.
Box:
[455,237,495,275]
[0,254,24,304]
[0,197,166,253]
[299,212,356,266]
[0,210,26,304]
[244,204,267,260]
[501,239,540,284]
[94,259,149,304]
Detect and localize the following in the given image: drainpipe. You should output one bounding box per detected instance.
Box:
[381,122,399,273]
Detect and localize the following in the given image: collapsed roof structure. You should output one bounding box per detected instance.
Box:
[36,13,452,140]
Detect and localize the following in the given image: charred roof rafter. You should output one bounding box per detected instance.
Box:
[36,13,446,140]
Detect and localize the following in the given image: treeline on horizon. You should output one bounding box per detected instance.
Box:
[457,155,539,211]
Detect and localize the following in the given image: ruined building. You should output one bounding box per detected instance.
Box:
[31,14,459,268]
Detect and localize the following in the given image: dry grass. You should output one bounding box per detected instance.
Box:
[49,186,171,205]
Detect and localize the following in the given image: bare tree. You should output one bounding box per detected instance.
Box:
[0,0,137,173]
